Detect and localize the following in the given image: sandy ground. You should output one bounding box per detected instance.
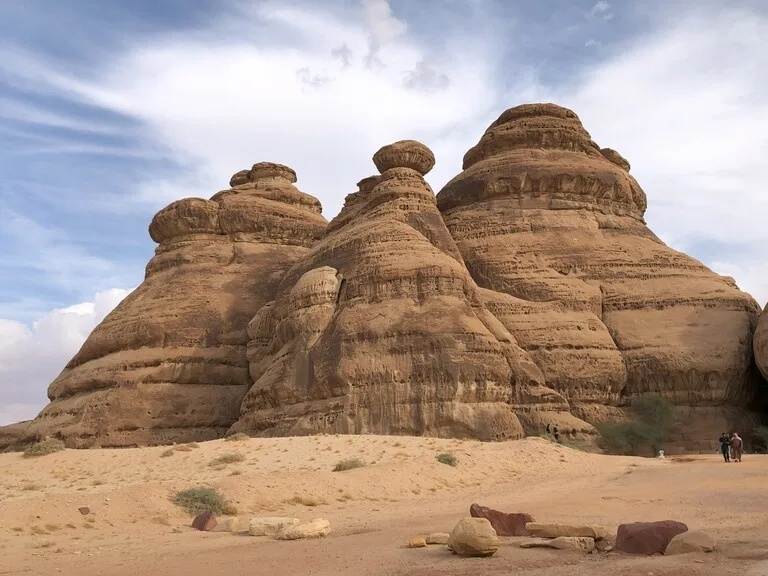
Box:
[1,435,767,576]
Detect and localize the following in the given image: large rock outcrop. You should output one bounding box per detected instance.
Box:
[13,163,327,447]
[229,140,569,439]
[437,103,762,429]
[1,102,763,451]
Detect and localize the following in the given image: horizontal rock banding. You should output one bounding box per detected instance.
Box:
[16,163,327,447]
[437,103,762,417]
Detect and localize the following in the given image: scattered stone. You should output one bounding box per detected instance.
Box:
[470,503,534,536]
[408,537,427,548]
[525,523,607,540]
[615,520,688,555]
[191,510,217,532]
[595,535,616,553]
[78,507,90,516]
[248,517,300,537]
[551,537,595,552]
[211,517,244,533]
[425,533,450,545]
[520,537,595,552]
[275,518,331,540]
[665,531,715,555]
[447,517,499,557]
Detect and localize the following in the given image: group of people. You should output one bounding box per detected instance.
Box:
[718,432,744,462]
[545,423,560,442]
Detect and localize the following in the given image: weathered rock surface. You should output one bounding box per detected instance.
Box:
[665,530,715,555]
[408,536,427,548]
[249,516,301,537]
[470,503,534,536]
[525,522,607,540]
[275,518,331,540]
[10,164,327,448]
[230,140,552,440]
[0,102,763,450]
[615,520,688,555]
[437,103,762,432]
[447,517,499,557]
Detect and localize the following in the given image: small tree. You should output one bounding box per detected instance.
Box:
[752,426,768,453]
[629,394,675,454]
[597,421,653,456]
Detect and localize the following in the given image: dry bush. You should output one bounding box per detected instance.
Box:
[23,438,65,458]
[208,453,245,467]
[333,458,366,472]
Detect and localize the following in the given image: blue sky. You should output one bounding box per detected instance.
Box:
[1,0,767,424]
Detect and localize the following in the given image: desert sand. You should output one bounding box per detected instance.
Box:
[1,436,767,576]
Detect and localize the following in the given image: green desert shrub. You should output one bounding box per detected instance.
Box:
[598,394,675,456]
[172,487,228,515]
[436,452,458,467]
[332,458,366,472]
[23,438,65,458]
[224,432,250,442]
[751,426,768,453]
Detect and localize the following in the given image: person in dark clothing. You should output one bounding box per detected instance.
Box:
[718,433,731,462]
[546,423,551,435]
[553,425,560,442]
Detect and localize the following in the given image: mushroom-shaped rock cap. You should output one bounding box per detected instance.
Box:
[372,140,435,175]
[229,162,298,187]
[600,148,631,172]
[250,162,297,183]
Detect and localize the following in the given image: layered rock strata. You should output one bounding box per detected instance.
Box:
[437,103,762,425]
[229,140,572,439]
[15,163,327,447]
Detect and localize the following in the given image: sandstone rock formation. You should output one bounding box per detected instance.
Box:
[1,102,763,451]
[11,164,327,448]
[437,103,763,431]
[229,140,565,440]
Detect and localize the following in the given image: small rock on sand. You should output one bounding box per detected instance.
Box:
[665,531,715,555]
[425,533,450,545]
[249,517,300,537]
[447,517,499,557]
[408,537,427,548]
[191,510,217,532]
[275,518,331,540]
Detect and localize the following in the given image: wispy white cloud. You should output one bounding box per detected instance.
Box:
[0,288,132,425]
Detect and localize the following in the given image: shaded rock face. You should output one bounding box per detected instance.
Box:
[230,140,556,440]
[17,163,327,448]
[437,103,762,425]
[754,306,768,382]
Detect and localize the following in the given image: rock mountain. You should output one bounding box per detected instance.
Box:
[2,103,765,450]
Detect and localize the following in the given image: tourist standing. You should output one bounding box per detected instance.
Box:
[718,433,731,462]
[731,432,743,462]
